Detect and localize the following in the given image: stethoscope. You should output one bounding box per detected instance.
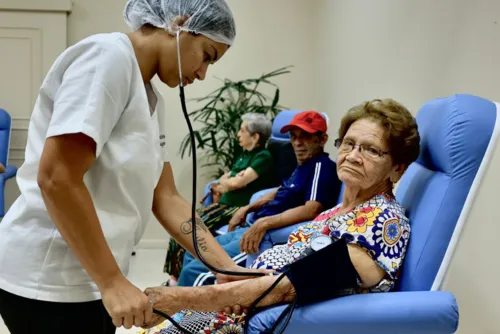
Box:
[150,30,295,334]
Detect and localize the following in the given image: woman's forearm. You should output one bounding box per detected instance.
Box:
[217,177,245,194]
[40,179,122,288]
[218,168,259,194]
[153,193,235,270]
[219,177,245,192]
[148,275,295,315]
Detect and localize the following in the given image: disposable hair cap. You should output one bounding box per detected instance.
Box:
[124,0,236,46]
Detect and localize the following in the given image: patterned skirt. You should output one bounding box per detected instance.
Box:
[139,311,245,334]
[163,203,239,278]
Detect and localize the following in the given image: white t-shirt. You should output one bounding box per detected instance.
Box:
[0,32,169,302]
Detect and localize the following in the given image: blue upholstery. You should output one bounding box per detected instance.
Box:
[248,291,458,334]
[396,94,496,292]
[245,94,497,333]
[201,179,219,207]
[0,109,17,217]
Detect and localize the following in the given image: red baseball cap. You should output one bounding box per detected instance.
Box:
[280,111,327,134]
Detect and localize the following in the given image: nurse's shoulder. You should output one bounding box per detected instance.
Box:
[43,32,136,105]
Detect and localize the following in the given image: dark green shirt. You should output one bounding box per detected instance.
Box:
[220,148,274,207]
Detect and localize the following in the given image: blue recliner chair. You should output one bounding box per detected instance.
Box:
[0,109,17,217]
[245,94,498,333]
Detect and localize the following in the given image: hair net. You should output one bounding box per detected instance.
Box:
[124,0,236,46]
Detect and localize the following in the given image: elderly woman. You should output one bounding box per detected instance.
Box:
[164,113,274,286]
[141,98,420,333]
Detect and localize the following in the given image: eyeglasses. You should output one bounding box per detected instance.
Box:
[334,138,390,160]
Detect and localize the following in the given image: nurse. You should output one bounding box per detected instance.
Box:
[0,0,254,333]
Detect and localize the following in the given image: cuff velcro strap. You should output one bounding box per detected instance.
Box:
[284,238,359,305]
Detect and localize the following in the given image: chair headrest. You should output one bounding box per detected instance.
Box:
[396,93,498,292]
[271,110,329,142]
[416,94,496,177]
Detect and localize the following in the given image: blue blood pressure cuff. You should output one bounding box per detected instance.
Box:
[283,237,360,305]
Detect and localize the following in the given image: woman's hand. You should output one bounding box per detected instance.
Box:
[219,171,230,182]
[223,304,248,316]
[143,286,182,328]
[239,219,268,254]
[227,206,250,232]
[209,183,223,203]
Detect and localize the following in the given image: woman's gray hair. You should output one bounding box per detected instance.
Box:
[241,113,273,147]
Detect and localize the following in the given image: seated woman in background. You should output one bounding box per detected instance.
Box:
[142,98,421,334]
[164,113,274,286]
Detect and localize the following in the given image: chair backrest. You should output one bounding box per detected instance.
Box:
[267,110,329,186]
[395,94,499,292]
[0,109,12,167]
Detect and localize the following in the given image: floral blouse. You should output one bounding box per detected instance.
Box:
[251,192,411,292]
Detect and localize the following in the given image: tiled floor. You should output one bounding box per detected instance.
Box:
[0,249,169,334]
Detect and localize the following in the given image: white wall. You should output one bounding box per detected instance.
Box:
[315,0,500,122]
[444,132,500,334]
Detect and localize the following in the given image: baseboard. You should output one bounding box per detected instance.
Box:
[136,239,169,249]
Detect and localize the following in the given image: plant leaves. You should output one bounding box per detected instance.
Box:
[272,88,280,109]
[178,66,292,173]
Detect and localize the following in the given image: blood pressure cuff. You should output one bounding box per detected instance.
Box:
[283,238,359,305]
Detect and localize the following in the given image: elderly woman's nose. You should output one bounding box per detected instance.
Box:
[346,147,363,162]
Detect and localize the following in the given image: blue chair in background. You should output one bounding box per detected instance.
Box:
[245,94,498,333]
[0,109,17,217]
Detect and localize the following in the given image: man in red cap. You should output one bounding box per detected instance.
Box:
[279,110,329,165]
[178,111,342,287]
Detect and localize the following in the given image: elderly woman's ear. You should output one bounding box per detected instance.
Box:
[252,133,261,147]
[389,164,406,184]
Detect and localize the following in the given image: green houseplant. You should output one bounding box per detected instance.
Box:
[179,66,292,179]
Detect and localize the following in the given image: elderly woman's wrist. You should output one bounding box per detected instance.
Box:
[279,277,296,303]
[257,276,296,307]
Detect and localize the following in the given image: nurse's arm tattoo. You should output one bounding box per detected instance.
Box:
[180,217,210,252]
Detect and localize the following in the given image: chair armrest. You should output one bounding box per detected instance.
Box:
[249,187,279,203]
[0,165,17,216]
[243,187,279,229]
[201,179,219,207]
[215,186,278,235]
[0,165,17,181]
[248,291,459,334]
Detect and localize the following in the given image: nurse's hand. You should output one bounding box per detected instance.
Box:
[99,274,153,329]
